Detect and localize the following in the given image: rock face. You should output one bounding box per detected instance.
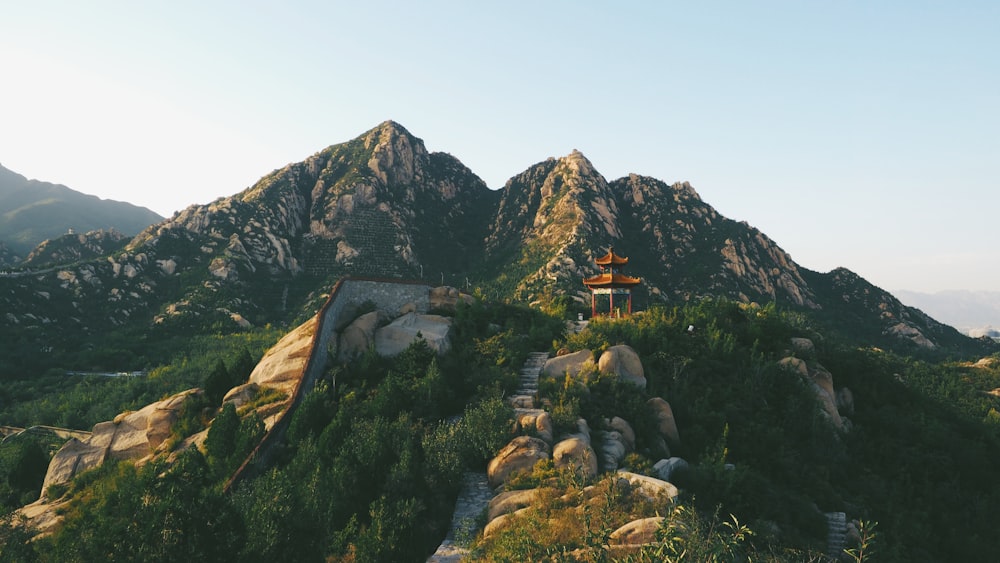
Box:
[542,349,595,380]
[487,436,551,489]
[40,389,204,497]
[598,345,646,388]
[374,312,452,356]
[250,316,317,400]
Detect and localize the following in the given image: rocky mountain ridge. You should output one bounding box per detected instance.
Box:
[0,121,992,376]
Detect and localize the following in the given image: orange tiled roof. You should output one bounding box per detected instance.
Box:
[594,247,629,266]
[583,273,641,288]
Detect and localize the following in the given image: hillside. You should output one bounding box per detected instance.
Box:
[0,164,163,264]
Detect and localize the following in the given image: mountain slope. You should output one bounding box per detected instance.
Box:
[0,164,163,261]
[0,121,993,377]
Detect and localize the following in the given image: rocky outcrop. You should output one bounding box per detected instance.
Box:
[374,312,452,356]
[779,339,850,431]
[598,345,646,388]
[39,389,204,498]
[487,436,551,489]
[250,316,317,402]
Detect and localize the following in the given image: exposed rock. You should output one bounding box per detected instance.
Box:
[596,430,627,472]
[518,411,554,445]
[598,344,646,388]
[615,471,679,503]
[553,436,598,479]
[338,311,379,361]
[374,312,452,356]
[837,387,855,417]
[429,285,474,312]
[886,322,936,349]
[249,316,316,399]
[487,488,539,523]
[646,397,681,447]
[483,509,529,538]
[653,457,689,483]
[542,349,595,380]
[609,516,665,546]
[487,436,550,489]
[790,337,815,355]
[40,389,204,497]
[778,356,809,377]
[608,416,636,452]
[223,382,260,410]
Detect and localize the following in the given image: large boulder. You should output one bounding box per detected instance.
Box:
[646,397,680,447]
[374,312,452,357]
[338,311,379,361]
[487,436,550,489]
[542,349,595,380]
[553,436,598,479]
[596,430,628,472]
[487,488,539,523]
[429,285,474,312]
[615,471,679,503]
[598,345,646,388]
[40,388,204,497]
[653,457,689,483]
[609,516,665,546]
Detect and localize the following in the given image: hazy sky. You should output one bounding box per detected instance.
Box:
[1,1,997,293]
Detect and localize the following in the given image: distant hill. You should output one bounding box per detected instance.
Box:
[0,164,163,263]
[894,289,1000,336]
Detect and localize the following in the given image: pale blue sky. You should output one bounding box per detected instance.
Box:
[1,1,997,292]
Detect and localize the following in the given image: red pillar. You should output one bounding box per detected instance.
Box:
[609,289,614,317]
[628,291,632,315]
[591,290,596,317]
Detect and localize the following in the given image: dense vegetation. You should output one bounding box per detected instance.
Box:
[2,297,999,561]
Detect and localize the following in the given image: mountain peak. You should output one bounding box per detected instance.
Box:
[361,121,428,186]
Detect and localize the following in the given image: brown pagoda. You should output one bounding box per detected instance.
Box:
[583,247,641,317]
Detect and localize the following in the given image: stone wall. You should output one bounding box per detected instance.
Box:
[225,276,432,491]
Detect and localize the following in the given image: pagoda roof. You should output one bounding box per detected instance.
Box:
[595,247,629,266]
[583,273,641,288]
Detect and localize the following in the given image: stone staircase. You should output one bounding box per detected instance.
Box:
[825,511,848,560]
[427,352,550,562]
[509,352,549,414]
[426,472,494,562]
